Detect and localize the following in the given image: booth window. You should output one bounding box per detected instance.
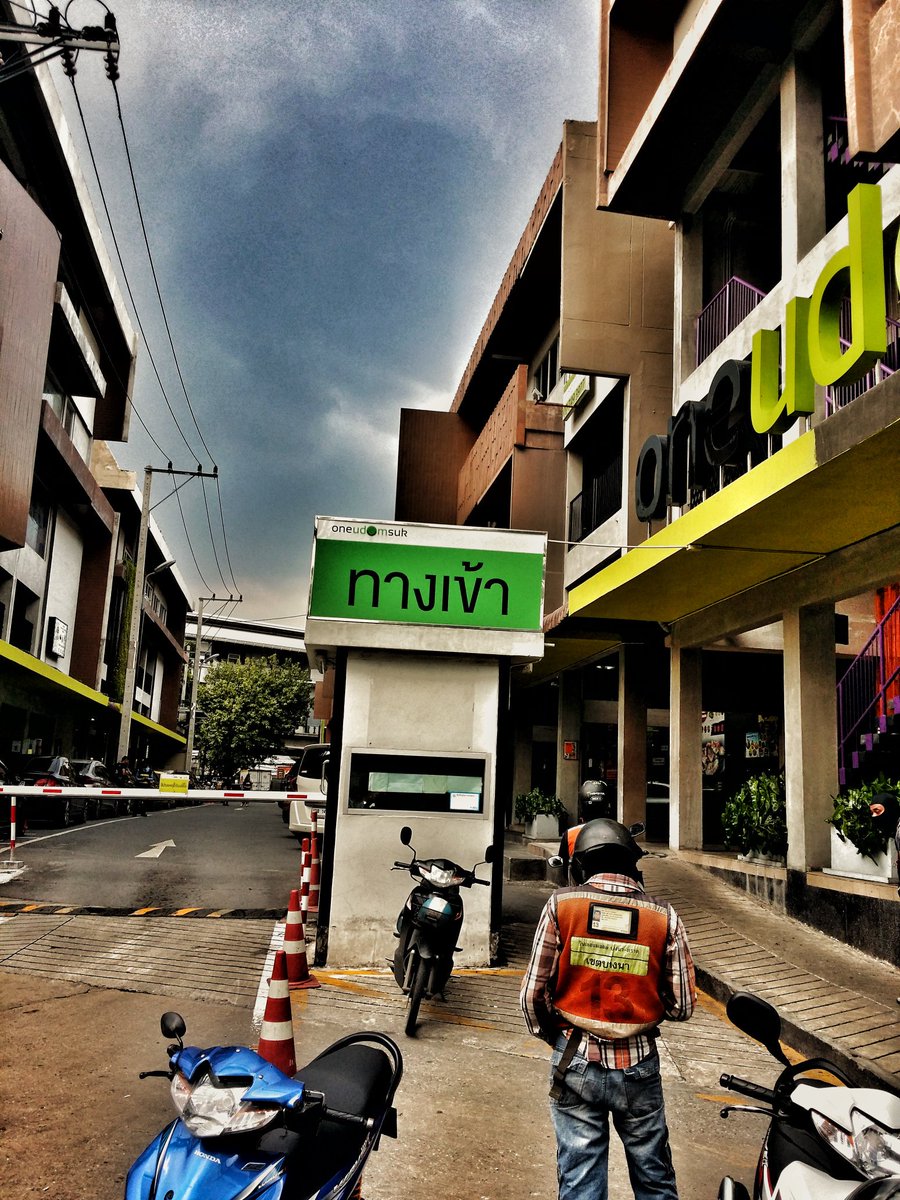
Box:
[348,752,485,814]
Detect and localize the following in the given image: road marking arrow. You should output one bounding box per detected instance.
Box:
[135,839,176,859]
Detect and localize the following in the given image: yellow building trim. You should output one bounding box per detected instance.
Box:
[131,711,187,744]
[0,639,110,706]
[569,431,818,615]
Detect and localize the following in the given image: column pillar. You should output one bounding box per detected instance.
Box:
[783,605,837,871]
[618,645,648,828]
[670,643,702,849]
[556,672,581,824]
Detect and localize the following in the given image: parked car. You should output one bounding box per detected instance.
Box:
[275,745,330,822]
[70,758,119,817]
[17,755,88,827]
[288,792,327,840]
[0,757,16,784]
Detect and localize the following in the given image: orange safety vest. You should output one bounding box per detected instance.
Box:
[551,885,669,1040]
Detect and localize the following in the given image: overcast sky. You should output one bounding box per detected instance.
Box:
[49,0,598,627]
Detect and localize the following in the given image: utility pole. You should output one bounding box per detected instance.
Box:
[183,592,241,774]
[116,464,218,763]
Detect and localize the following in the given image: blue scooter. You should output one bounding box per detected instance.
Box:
[127,1012,403,1199]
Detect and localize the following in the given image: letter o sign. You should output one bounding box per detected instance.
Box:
[634,435,669,522]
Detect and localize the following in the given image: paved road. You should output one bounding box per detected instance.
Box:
[1,799,300,913]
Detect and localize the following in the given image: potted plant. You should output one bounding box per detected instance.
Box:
[514,788,566,840]
[722,771,787,864]
[827,776,900,880]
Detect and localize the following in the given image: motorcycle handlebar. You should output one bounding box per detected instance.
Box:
[720,1074,777,1105]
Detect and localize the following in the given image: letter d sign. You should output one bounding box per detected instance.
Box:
[807,183,886,387]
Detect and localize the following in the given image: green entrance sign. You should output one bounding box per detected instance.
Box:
[308,521,546,632]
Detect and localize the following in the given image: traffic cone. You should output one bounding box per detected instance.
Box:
[300,838,311,923]
[256,950,296,1076]
[284,888,319,989]
[308,830,320,917]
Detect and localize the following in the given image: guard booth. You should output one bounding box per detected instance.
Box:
[304,517,546,967]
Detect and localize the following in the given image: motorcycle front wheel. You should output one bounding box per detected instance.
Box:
[405,952,429,1037]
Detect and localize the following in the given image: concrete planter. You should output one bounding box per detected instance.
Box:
[525,814,560,841]
[825,827,898,882]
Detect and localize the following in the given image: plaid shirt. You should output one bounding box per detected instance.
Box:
[520,873,696,1069]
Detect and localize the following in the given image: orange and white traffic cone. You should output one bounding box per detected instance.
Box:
[308,830,320,917]
[300,841,311,923]
[284,888,319,989]
[256,950,296,1076]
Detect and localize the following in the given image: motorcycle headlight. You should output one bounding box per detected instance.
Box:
[811,1110,900,1179]
[853,1111,900,1179]
[422,863,462,887]
[170,1072,280,1138]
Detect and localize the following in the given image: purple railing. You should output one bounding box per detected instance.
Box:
[695,276,767,366]
[825,313,900,415]
[836,592,900,785]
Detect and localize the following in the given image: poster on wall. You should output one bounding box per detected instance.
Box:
[747,715,778,760]
[701,711,725,776]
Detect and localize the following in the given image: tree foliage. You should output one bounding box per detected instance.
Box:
[195,656,311,781]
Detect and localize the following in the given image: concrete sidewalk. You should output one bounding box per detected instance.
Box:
[505,836,900,1091]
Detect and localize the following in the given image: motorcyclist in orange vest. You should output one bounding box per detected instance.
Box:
[521,819,696,1200]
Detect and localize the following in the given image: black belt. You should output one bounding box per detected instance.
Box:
[549,1028,582,1101]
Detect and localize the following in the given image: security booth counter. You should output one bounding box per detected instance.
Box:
[305,517,547,968]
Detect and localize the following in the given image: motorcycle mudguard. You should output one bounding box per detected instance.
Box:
[718,1177,751,1200]
[125,1119,287,1200]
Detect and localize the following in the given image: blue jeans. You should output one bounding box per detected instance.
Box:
[549,1035,677,1200]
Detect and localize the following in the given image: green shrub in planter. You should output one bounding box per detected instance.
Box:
[828,775,900,861]
[514,788,566,824]
[722,771,787,860]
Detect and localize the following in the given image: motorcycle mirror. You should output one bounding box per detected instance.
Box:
[483,844,495,864]
[547,854,564,868]
[628,822,645,837]
[160,1011,186,1043]
[399,826,413,846]
[726,992,790,1066]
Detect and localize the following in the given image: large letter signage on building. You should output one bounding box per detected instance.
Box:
[634,182,891,523]
[308,519,546,632]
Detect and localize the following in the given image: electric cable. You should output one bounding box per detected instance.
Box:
[213,473,242,595]
[66,73,203,463]
[108,73,216,468]
[199,475,231,593]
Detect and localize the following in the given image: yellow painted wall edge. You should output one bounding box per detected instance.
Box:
[568,430,818,615]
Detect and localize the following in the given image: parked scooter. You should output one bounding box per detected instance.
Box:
[127,1011,403,1199]
[718,991,900,1200]
[390,825,494,1036]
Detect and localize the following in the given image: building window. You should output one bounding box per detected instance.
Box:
[347,751,486,814]
[534,336,560,402]
[26,488,51,557]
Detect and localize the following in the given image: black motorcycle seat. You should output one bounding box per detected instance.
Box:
[282,1045,393,1192]
[296,1043,393,1119]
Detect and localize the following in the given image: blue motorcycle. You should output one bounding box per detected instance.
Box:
[127,1012,403,1199]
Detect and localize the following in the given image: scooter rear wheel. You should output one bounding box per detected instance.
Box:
[405,952,428,1037]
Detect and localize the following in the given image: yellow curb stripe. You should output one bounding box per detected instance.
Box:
[130,906,160,915]
[172,907,201,916]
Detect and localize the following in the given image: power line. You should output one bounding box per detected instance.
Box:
[109,73,217,468]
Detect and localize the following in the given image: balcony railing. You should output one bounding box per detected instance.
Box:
[568,460,622,544]
[825,313,900,415]
[695,276,767,366]
[836,591,900,785]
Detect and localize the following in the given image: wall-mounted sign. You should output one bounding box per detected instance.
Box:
[563,740,578,761]
[47,616,68,658]
[635,182,890,522]
[562,372,592,414]
[308,519,546,632]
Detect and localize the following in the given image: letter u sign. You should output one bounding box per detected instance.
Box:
[751,183,888,434]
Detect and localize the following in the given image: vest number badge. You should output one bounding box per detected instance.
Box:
[587,903,638,938]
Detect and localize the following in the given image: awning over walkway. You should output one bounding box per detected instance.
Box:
[568,388,900,626]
